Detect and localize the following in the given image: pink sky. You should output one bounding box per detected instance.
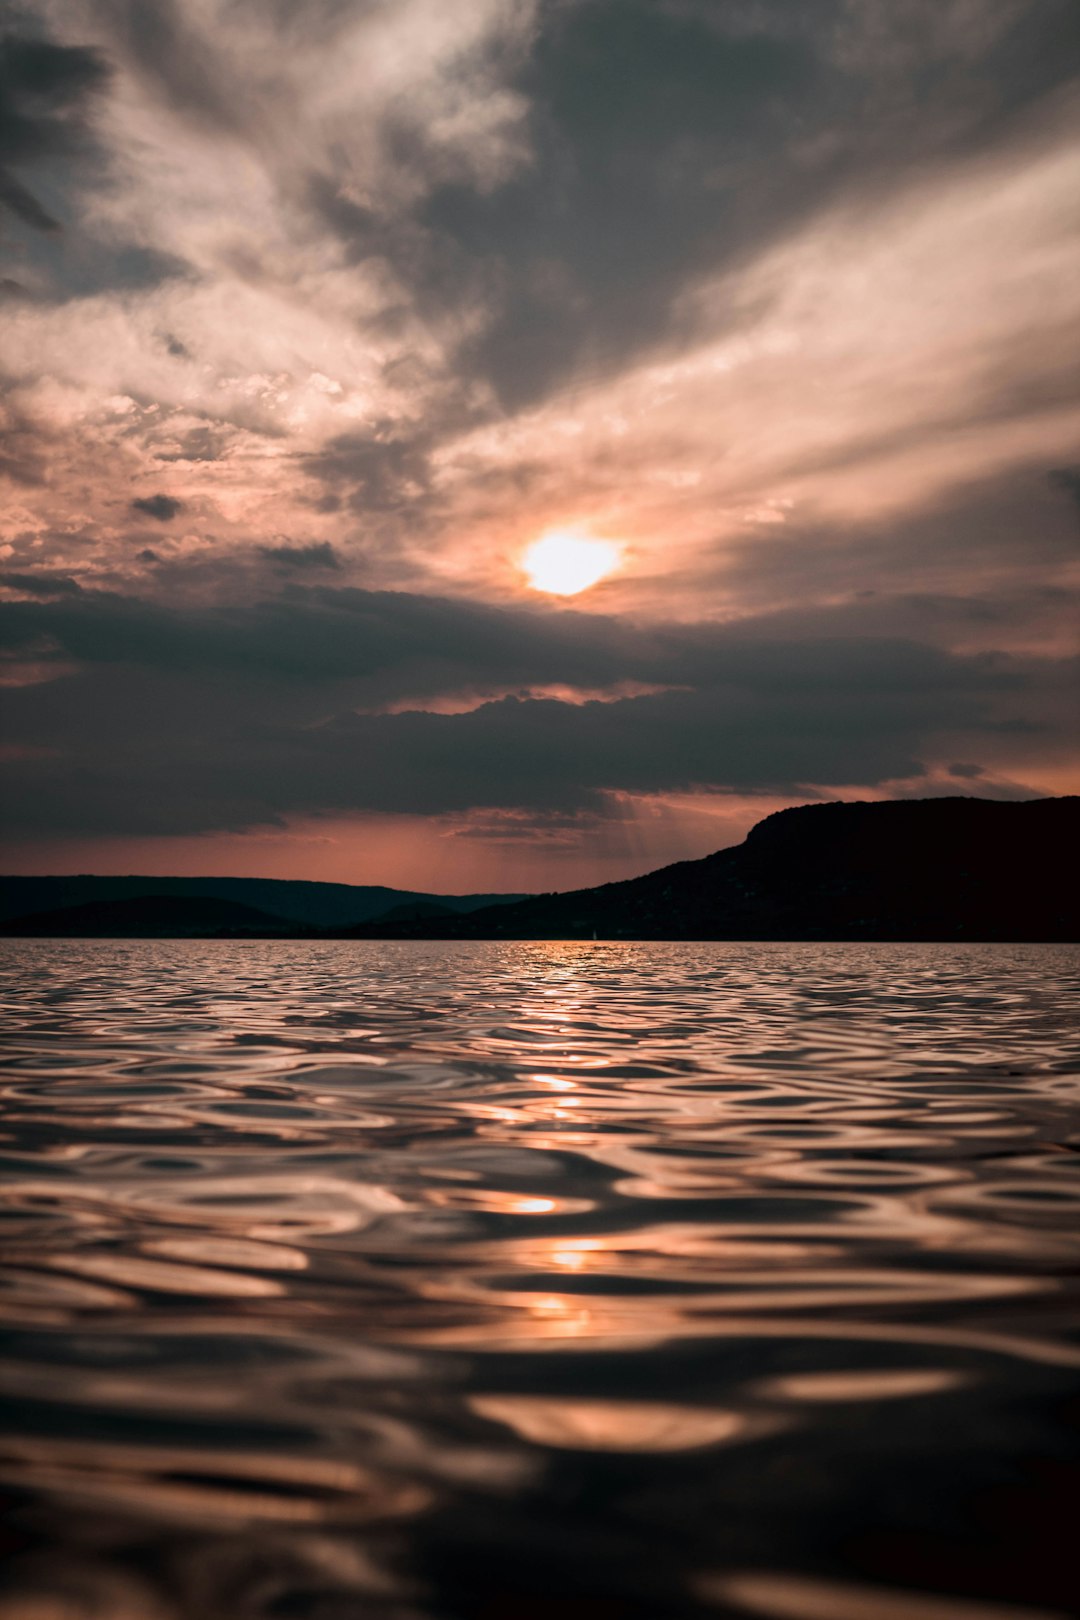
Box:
[2,1,1078,887]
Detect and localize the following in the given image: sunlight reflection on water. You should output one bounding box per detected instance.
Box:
[0,940,1078,1619]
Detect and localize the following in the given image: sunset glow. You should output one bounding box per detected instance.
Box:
[0,1,1077,888]
[522,531,622,596]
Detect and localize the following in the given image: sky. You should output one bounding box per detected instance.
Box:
[1,0,1078,891]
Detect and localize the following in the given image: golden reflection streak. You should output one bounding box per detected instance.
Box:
[140,1237,309,1271]
[396,1313,1080,1369]
[699,1570,1068,1620]
[421,1190,583,1214]
[43,1254,285,1298]
[469,1395,774,1452]
[754,1368,967,1403]
[0,1437,432,1526]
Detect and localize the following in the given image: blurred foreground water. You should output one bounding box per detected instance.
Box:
[1,940,1079,1620]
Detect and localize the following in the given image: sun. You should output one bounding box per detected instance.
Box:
[522,529,622,596]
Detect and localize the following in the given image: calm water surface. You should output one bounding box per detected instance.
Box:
[1,940,1079,1620]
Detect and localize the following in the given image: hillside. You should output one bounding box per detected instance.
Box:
[0,874,527,928]
[345,797,1080,942]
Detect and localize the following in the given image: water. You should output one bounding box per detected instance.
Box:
[1,940,1078,1620]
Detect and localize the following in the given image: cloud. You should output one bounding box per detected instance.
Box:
[1050,465,1080,517]
[0,29,111,230]
[2,0,1076,607]
[0,579,645,691]
[257,540,341,571]
[410,0,1080,408]
[130,492,183,521]
[0,580,1072,837]
[0,569,83,597]
[947,762,985,779]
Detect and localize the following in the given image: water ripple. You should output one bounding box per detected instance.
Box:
[0,939,1078,1619]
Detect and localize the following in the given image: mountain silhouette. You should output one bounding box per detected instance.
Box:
[0,875,527,928]
[370,899,459,923]
[346,797,1080,941]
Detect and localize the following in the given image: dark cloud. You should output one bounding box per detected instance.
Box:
[0,568,1061,704]
[0,581,641,690]
[153,425,230,463]
[704,469,1080,636]
[303,427,437,518]
[0,569,83,597]
[130,493,183,521]
[412,3,822,405]
[258,541,342,572]
[373,0,1080,408]
[0,580,1069,836]
[0,167,57,231]
[88,0,245,136]
[1050,465,1080,518]
[52,242,193,301]
[0,400,49,486]
[0,30,111,231]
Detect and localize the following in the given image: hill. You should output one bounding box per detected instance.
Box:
[345,797,1080,942]
[0,874,528,928]
[370,899,459,924]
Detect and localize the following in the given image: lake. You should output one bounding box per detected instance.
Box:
[1,940,1078,1620]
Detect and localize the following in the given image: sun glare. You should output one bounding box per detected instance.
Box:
[522,529,621,596]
